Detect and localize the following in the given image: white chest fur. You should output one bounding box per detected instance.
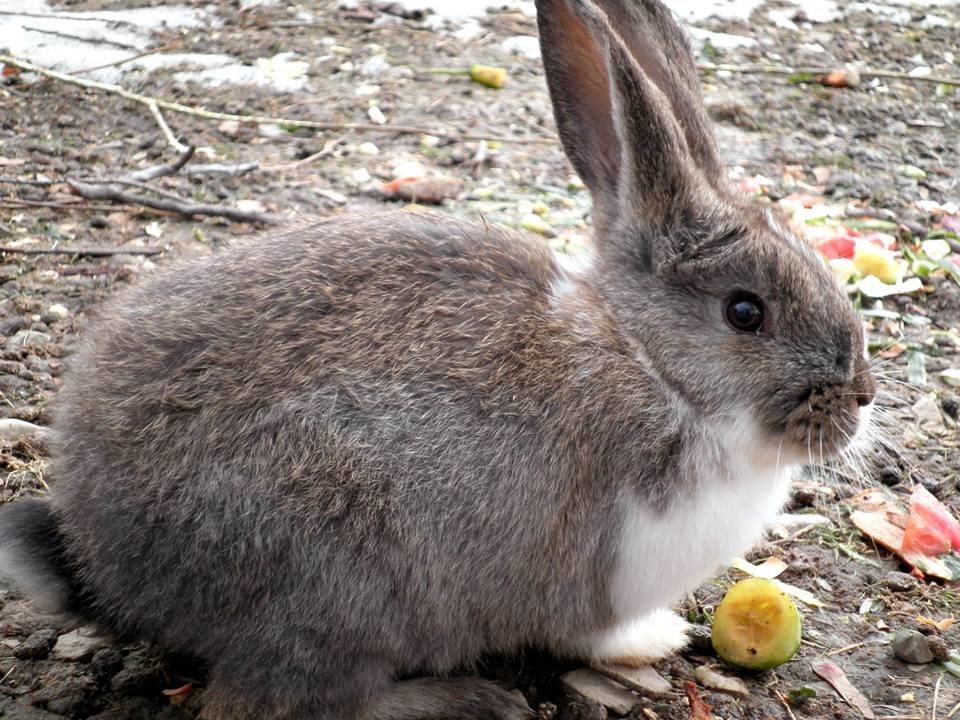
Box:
[608,417,793,621]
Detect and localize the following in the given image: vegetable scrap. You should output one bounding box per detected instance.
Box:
[850,486,960,580]
[711,578,802,671]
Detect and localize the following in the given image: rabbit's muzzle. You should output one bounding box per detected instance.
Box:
[781,359,875,459]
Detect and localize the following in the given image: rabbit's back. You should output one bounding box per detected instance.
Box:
[49,210,628,668]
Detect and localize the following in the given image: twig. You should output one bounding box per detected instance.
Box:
[66,178,281,224]
[0,198,116,211]
[933,673,943,720]
[826,640,869,656]
[0,9,141,27]
[128,146,195,182]
[587,663,673,699]
[74,176,194,203]
[0,176,52,186]
[182,162,259,177]
[0,245,161,256]
[146,99,190,153]
[75,43,180,75]
[0,55,553,145]
[261,140,340,173]
[776,691,799,720]
[946,699,960,719]
[698,62,960,87]
[22,25,139,50]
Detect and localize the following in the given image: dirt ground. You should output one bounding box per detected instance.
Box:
[1,0,960,718]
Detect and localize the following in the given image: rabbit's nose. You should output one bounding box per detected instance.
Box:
[852,358,876,407]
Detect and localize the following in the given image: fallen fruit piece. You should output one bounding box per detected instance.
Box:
[901,484,960,557]
[469,64,506,89]
[853,244,900,284]
[711,578,801,670]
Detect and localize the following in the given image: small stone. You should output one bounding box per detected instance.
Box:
[608,665,670,694]
[0,697,62,719]
[52,626,108,661]
[900,165,927,181]
[13,628,58,659]
[359,54,390,77]
[0,418,45,444]
[5,330,52,353]
[694,665,749,697]
[911,394,945,430]
[357,142,380,155]
[884,571,918,592]
[892,629,933,664]
[561,668,637,715]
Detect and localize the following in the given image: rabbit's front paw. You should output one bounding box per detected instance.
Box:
[586,608,690,667]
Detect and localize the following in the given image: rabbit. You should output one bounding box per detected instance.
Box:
[0,0,876,718]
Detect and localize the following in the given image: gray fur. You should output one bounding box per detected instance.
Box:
[0,1,874,718]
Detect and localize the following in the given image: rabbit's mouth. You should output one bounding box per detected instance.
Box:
[780,378,875,461]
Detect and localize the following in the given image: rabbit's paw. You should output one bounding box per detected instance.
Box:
[586,608,690,667]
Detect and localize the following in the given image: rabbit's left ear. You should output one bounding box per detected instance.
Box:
[536,0,701,234]
[589,0,723,183]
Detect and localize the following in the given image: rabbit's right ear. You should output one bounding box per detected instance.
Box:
[535,0,698,231]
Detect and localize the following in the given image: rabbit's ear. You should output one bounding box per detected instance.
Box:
[589,0,723,181]
[535,0,698,228]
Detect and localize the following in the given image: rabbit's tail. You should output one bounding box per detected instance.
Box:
[0,498,89,617]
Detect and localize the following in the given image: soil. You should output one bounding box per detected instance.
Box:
[1,0,959,718]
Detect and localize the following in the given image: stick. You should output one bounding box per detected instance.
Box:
[22,25,139,50]
[0,245,161,256]
[0,177,52,186]
[75,44,180,75]
[66,178,281,224]
[0,9,140,25]
[127,146,195,182]
[0,55,553,145]
[698,62,960,87]
[74,176,195,203]
[261,140,340,173]
[933,673,943,720]
[0,198,117,211]
[182,162,259,177]
[146,99,190,153]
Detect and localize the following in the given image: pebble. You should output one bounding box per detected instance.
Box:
[687,624,714,653]
[560,669,637,715]
[51,626,108,661]
[892,629,933,664]
[13,628,58,660]
[89,647,124,682]
[694,665,749,696]
[878,465,902,487]
[5,330,52,353]
[0,418,45,444]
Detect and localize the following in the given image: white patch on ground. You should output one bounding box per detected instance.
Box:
[687,26,758,50]
[501,35,542,60]
[0,0,307,91]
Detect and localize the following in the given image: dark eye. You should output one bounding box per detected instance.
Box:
[725,293,764,333]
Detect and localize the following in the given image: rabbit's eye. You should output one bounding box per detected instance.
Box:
[725,293,764,333]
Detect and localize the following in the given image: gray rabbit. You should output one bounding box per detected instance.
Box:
[0,0,876,718]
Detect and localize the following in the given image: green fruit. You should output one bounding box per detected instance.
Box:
[711,578,801,670]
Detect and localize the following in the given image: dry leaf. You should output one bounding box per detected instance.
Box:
[812,660,875,719]
[917,615,956,631]
[684,681,713,720]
